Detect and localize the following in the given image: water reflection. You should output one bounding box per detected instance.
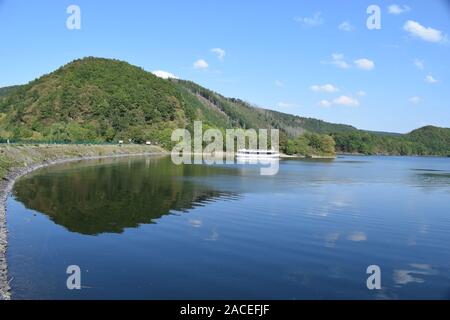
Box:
[393,264,437,287]
[7,155,450,299]
[13,156,238,235]
[410,170,450,188]
[347,231,367,242]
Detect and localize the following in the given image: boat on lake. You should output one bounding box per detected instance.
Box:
[236,149,280,159]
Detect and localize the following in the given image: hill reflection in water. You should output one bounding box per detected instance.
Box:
[13,156,239,235]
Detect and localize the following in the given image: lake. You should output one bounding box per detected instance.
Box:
[6,155,450,299]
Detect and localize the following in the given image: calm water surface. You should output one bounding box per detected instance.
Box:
[6,156,450,299]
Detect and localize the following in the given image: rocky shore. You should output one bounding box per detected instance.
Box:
[0,144,166,300]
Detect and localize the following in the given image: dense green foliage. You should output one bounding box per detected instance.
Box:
[0,57,342,155]
[333,126,450,156]
[0,58,196,147]
[176,80,356,136]
[0,57,448,156]
[0,85,20,98]
[284,133,336,157]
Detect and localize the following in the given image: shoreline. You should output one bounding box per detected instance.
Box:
[0,145,167,300]
[336,152,450,157]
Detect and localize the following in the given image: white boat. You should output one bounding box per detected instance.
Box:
[236,149,280,159]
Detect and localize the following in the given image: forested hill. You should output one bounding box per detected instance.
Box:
[0,57,354,143]
[332,126,450,156]
[0,85,20,98]
[0,57,448,156]
[174,80,357,135]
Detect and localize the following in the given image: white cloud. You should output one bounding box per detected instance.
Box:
[310,84,339,93]
[211,48,226,61]
[326,53,350,69]
[152,70,179,80]
[403,20,447,43]
[338,21,353,32]
[275,80,284,87]
[193,59,209,70]
[425,74,438,83]
[354,58,375,71]
[409,96,421,104]
[277,102,297,108]
[324,54,374,71]
[356,90,366,97]
[318,99,332,107]
[333,95,360,107]
[318,96,360,107]
[332,53,344,60]
[294,12,324,27]
[413,59,424,70]
[388,4,411,14]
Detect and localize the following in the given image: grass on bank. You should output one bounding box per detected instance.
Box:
[0,144,164,180]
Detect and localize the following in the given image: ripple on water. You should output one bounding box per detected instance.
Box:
[6,156,450,299]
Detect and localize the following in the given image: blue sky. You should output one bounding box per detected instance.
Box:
[0,0,449,133]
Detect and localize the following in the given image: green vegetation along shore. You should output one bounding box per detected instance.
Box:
[0,144,164,180]
[332,126,450,156]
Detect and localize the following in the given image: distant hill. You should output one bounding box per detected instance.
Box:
[407,126,450,155]
[0,57,448,156]
[174,80,356,135]
[333,125,450,156]
[0,85,20,98]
